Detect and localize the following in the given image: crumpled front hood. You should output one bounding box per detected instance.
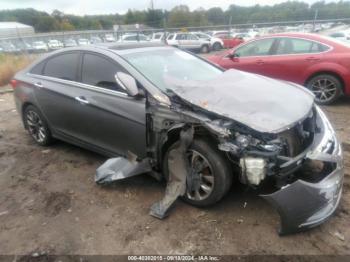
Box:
[166,69,315,133]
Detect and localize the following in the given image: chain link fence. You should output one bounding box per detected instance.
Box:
[0,17,350,56]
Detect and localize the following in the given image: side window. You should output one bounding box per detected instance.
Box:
[139,35,148,41]
[235,38,275,57]
[187,34,197,40]
[125,35,137,41]
[175,34,184,40]
[276,38,329,55]
[30,61,45,75]
[167,34,174,40]
[43,53,79,81]
[290,38,314,53]
[81,53,126,92]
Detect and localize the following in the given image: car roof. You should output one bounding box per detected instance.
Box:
[248,33,350,49]
[44,42,167,55]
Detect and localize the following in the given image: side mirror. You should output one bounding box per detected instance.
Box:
[228,52,239,59]
[115,72,139,96]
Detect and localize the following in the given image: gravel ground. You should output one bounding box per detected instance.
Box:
[0,89,349,256]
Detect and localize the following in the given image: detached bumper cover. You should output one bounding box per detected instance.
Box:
[261,106,344,235]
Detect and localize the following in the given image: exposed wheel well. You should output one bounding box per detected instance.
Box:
[305,71,345,93]
[160,126,218,170]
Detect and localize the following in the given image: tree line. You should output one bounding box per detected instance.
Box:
[1,1,350,32]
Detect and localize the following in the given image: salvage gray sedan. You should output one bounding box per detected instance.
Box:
[12,43,343,235]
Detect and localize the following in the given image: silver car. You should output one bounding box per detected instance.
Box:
[12,43,343,235]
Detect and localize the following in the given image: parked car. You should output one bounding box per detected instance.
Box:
[119,34,150,42]
[90,36,103,44]
[78,38,90,46]
[151,32,166,43]
[167,32,211,53]
[1,42,20,54]
[328,31,350,42]
[234,31,260,41]
[11,43,343,235]
[16,42,33,53]
[104,34,115,42]
[208,33,350,104]
[214,32,244,49]
[64,39,78,48]
[192,32,224,51]
[32,41,48,52]
[210,30,230,37]
[47,40,64,50]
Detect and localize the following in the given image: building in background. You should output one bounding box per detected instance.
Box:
[0,22,35,38]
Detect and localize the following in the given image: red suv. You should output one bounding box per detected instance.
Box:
[207,33,350,104]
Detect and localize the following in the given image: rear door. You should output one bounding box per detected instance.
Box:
[186,34,201,49]
[31,51,85,139]
[263,37,328,84]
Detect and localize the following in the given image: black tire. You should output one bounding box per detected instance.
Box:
[200,44,210,54]
[163,138,232,207]
[212,42,222,51]
[23,105,53,146]
[306,74,342,105]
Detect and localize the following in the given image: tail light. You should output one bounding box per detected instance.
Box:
[10,79,18,89]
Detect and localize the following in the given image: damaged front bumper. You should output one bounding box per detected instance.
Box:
[261,106,344,235]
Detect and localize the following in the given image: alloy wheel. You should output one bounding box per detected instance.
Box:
[186,150,214,201]
[26,110,46,143]
[310,78,338,103]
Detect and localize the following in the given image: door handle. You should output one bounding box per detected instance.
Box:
[75,96,89,104]
[34,82,43,88]
[256,59,265,65]
[306,57,320,61]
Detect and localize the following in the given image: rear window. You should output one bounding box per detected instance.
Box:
[43,52,79,81]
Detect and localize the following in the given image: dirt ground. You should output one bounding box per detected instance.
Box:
[0,89,349,256]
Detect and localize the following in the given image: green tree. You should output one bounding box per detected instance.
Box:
[207,7,224,25]
[168,5,192,27]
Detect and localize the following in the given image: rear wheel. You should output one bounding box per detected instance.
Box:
[163,138,232,207]
[307,74,342,105]
[212,42,222,51]
[24,105,53,146]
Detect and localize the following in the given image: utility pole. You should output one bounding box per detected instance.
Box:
[163,15,167,44]
[313,9,318,32]
[228,15,232,37]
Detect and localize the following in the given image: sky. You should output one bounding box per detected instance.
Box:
[0,0,337,15]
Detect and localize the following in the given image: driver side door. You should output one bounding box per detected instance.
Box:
[220,38,277,76]
[74,52,147,157]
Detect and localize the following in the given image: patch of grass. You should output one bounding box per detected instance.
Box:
[0,54,34,86]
